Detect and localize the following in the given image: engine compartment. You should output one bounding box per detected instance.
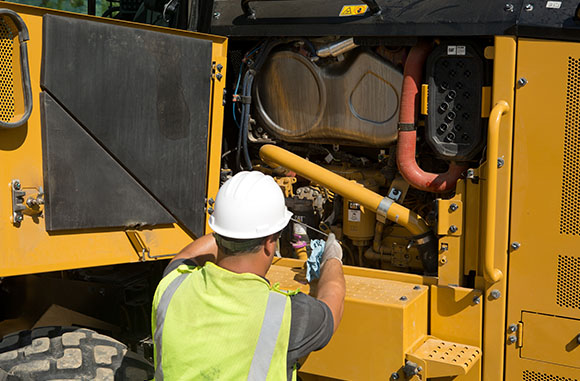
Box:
[222,37,491,278]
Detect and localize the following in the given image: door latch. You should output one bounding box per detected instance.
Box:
[11,179,44,226]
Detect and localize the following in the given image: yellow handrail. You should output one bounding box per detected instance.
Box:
[483,101,510,283]
[259,144,430,236]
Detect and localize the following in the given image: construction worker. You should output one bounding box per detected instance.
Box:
[151,171,346,380]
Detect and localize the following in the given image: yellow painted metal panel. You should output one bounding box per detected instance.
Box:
[266,262,428,380]
[521,312,580,369]
[481,35,516,381]
[0,4,227,276]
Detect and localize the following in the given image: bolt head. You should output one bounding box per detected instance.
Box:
[491,289,501,299]
[511,242,521,250]
[216,63,223,72]
[213,11,221,18]
[216,73,223,81]
[497,158,505,168]
[524,3,533,11]
[508,324,518,333]
[473,296,481,304]
[449,225,458,233]
[517,77,528,87]
[14,214,23,223]
[13,181,21,190]
[413,285,421,290]
[504,3,514,12]
[508,335,517,344]
[399,296,408,301]
[577,334,580,344]
[449,203,459,212]
[207,207,214,215]
[391,372,400,380]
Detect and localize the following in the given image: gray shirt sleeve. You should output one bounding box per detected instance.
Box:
[287,292,334,378]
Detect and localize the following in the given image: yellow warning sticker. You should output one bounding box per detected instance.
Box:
[339,4,368,16]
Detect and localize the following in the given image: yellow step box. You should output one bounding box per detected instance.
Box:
[406,337,481,379]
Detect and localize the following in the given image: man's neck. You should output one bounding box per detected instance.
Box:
[217,252,269,278]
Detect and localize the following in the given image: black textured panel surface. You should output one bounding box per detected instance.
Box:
[41,14,213,236]
[41,93,175,231]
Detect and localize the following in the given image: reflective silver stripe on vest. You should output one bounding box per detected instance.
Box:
[154,273,189,381]
[247,291,287,381]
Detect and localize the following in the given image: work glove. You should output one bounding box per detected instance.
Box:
[321,233,343,268]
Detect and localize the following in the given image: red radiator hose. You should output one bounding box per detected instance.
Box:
[396,42,468,193]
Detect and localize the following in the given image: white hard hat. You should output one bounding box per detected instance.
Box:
[208,171,292,239]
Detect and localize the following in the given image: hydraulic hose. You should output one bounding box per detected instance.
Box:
[260,144,438,273]
[396,42,468,193]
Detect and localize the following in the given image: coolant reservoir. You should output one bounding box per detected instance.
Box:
[254,50,403,146]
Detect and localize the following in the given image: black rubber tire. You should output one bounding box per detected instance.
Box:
[0,326,153,380]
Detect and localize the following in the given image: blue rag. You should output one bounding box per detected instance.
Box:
[306,239,325,282]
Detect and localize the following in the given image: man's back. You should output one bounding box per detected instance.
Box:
[152,263,292,380]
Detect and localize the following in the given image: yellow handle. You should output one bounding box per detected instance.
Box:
[483,101,510,283]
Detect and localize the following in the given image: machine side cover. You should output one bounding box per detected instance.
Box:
[41,14,213,235]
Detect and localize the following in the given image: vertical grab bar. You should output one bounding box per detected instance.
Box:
[483,101,510,283]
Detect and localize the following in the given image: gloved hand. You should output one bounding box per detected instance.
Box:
[321,233,343,268]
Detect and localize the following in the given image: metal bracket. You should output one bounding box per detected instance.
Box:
[125,230,175,261]
[10,179,44,226]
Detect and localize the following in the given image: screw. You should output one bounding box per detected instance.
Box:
[504,3,514,12]
[473,296,481,304]
[400,296,408,301]
[216,73,223,81]
[517,77,528,87]
[491,289,501,299]
[508,324,518,333]
[391,372,400,380]
[524,3,533,11]
[449,203,459,212]
[511,242,521,250]
[216,64,223,72]
[213,11,221,19]
[508,335,517,344]
[413,285,421,290]
[497,158,505,168]
[13,180,21,190]
[449,225,458,233]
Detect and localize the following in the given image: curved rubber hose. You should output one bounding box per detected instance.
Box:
[396,42,468,193]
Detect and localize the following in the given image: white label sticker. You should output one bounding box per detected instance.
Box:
[348,210,361,222]
[457,45,466,55]
[546,1,561,8]
[447,45,457,55]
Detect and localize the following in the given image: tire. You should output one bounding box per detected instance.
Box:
[0,326,154,380]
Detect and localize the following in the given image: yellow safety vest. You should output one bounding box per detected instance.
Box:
[151,262,296,380]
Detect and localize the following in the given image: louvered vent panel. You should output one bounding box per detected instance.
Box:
[557,254,580,309]
[0,16,15,123]
[523,370,578,381]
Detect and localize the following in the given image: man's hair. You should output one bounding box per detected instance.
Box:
[214,232,281,256]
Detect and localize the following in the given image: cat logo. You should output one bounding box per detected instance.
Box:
[339,5,368,16]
